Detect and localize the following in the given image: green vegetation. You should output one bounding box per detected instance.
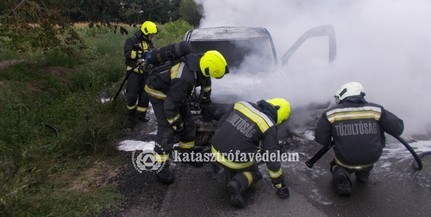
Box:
[0,20,192,217]
[0,0,201,52]
[156,19,195,45]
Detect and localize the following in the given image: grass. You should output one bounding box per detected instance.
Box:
[0,20,193,216]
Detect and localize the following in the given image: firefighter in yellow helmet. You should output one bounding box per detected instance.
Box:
[211,98,291,207]
[123,21,158,124]
[144,50,229,184]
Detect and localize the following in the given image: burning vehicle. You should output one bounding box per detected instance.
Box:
[184,25,336,73]
[182,25,338,148]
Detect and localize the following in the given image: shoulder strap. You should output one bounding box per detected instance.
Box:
[185,54,200,72]
[147,57,186,76]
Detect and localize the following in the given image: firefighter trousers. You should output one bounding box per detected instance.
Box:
[223,164,263,193]
[148,96,196,157]
[126,71,149,114]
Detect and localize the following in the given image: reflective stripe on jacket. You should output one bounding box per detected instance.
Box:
[315,100,404,166]
[145,54,211,123]
[124,31,154,73]
[211,101,283,184]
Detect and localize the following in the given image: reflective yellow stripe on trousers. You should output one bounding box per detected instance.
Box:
[211,146,254,170]
[334,156,375,170]
[144,85,167,100]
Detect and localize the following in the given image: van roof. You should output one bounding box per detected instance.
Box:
[184,26,272,41]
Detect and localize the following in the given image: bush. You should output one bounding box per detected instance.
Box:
[155,20,193,45]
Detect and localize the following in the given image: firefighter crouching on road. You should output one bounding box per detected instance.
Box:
[211,98,291,208]
[123,21,157,123]
[314,82,404,196]
[144,50,229,184]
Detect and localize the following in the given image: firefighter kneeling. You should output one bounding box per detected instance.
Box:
[211,98,291,208]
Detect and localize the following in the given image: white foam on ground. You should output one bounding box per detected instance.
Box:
[382,140,431,161]
[310,189,332,206]
[118,140,155,152]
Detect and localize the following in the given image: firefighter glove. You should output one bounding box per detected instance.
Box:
[137,58,147,65]
[199,92,211,104]
[133,43,143,50]
[171,116,184,132]
[137,58,149,70]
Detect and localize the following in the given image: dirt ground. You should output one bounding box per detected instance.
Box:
[0,59,21,71]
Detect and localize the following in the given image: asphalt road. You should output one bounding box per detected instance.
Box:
[108,107,431,217]
[111,141,430,216]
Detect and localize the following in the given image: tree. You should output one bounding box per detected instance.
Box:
[179,0,202,27]
[0,0,84,52]
[0,0,190,53]
[116,0,181,25]
[67,0,123,23]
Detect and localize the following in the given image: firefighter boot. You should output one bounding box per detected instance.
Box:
[127,109,138,126]
[211,163,222,174]
[136,111,149,122]
[252,170,263,183]
[180,148,203,168]
[226,179,245,208]
[333,167,352,196]
[156,166,174,185]
[355,170,370,184]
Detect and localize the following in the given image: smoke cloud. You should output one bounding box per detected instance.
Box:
[194,0,431,135]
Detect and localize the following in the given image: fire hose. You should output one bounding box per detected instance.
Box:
[395,135,423,170]
[305,135,423,170]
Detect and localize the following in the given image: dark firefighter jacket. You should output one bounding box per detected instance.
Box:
[211,100,284,186]
[144,53,211,126]
[315,96,404,167]
[124,31,155,73]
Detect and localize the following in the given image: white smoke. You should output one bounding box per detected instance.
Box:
[194,0,431,135]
